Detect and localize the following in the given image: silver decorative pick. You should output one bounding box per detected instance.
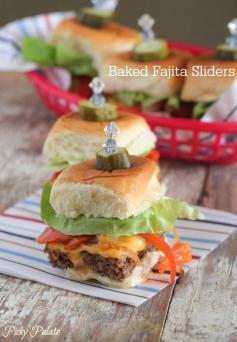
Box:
[226,18,237,48]
[103,122,120,154]
[138,14,155,41]
[91,0,119,11]
[89,77,105,107]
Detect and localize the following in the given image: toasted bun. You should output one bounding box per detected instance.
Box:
[65,250,161,288]
[100,50,189,98]
[181,56,237,102]
[50,156,164,219]
[43,112,156,164]
[51,18,141,70]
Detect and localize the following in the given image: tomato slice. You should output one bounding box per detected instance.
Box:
[146,149,160,162]
[64,236,93,250]
[36,227,94,250]
[158,242,192,274]
[35,227,72,244]
[140,233,176,282]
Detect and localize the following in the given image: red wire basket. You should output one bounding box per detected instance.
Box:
[26,42,237,164]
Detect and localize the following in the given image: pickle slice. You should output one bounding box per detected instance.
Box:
[133,39,169,62]
[80,100,118,121]
[216,44,237,60]
[81,7,114,28]
[96,147,132,171]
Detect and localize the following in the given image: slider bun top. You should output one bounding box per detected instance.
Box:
[100,50,190,98]
[43,112,156,164]
[181,56,237,102]
[51,18,141,69]
[50,156,164,220]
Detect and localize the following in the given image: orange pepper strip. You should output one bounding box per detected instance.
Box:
[158,242,192,274]
[147,149,160,162]
[140,234,176,283]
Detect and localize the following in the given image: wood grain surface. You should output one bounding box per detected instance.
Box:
[0,73,236,342]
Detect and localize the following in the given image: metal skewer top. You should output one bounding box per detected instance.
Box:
[103,122,120,154]
[91,0,119,11]
[89,77,106,107]
[138,13,155,41]
[226,18,237,48]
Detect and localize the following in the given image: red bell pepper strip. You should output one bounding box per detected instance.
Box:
[146,149,160,162]
[158,242,192,273]
[50,171,62,183]
[140,233,176,282]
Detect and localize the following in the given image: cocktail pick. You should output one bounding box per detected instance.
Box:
[138,13,155,41]
[89,77,106,107]
[226,18,237,48]
[91,0,119,11]
[103,122,120,154]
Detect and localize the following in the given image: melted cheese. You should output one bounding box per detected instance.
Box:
[47,235,146,264]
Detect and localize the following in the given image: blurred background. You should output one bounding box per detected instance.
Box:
[0,0,236,48]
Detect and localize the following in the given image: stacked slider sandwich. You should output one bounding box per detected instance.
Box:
[43,77,158,172]
[172,18,237,119]
[37,122,202,288]
[22,1,140,78]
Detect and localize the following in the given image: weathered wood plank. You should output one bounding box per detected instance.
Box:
[201,164,237,213]
[0,275,175,342]
[162,164,237,342]
[160,159,207,204]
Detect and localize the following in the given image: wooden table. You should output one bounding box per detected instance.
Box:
[0,73,236,342]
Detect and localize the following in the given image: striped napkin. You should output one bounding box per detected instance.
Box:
[0,12,75,72]
[0,191,236,306]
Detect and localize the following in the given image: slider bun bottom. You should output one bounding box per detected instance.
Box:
[66,251,161,288]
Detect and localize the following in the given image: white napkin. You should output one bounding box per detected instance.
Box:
[202,78,237,122]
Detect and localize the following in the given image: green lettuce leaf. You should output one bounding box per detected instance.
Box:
[41,183,203,238]
[166,94,181,110]
[22,37,56,65]
[22,37,97,76]
[192,101,213,119]
[116,91,162,111]
[56,45,97,76]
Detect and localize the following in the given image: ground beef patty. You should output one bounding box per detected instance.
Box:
[45,246,73,269]
[45,245,156,282]
[81,252,136,281]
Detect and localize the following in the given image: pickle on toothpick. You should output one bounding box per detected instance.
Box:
[216,44,237,60]
[81,7,114,28]
[80,100,118,121]
[133,39,169,62]
[96,148,132,171]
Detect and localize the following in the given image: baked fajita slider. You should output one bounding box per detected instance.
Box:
[43,77,158,172]
[37,122,203,288]
[22,1,140,78]
[176,18,237,119]
[100,14,189,112]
